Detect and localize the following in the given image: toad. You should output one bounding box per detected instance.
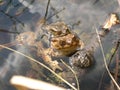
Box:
[43,21,84,57]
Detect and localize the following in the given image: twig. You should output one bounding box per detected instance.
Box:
[0,44,77,90]
[0,29,19,34]
[44,0,50,22]
[10,75,66,90]
[0,41,17,50]
[47,7,65,21]
[0,9,24,26]
[60,59,80,90]
[95,27,120,90]
[98,39,120,90]
[5,0,12,12]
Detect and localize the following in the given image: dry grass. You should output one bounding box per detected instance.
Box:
[0,44,77,90]
[95,27,120,90]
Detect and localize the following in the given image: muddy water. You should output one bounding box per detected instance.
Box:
[0,0,120,90]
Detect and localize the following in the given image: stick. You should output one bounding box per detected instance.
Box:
[10,75,66,90]
[95,27,120,90]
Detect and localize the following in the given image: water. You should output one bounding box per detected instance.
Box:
[0,0,120,90]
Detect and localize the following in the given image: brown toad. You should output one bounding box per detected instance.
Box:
[43,21,84,57]
[15,21,84,71]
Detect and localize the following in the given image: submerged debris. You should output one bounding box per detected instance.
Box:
[99,13,120,36]
[70,13,120,69]
[70,49,94,68]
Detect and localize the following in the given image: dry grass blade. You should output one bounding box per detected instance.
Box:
[98,39,120,90]
[0,44,77,90]
[95,27,120,90]
[60,59,80,90]
[0,41,17,50]
[0,29,19,34]
[0,9,24,26]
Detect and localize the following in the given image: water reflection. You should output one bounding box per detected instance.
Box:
[0,0,119,90]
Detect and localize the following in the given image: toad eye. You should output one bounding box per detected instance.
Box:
[50,28,62,36]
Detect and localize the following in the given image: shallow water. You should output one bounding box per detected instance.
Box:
[0,0,120,90]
